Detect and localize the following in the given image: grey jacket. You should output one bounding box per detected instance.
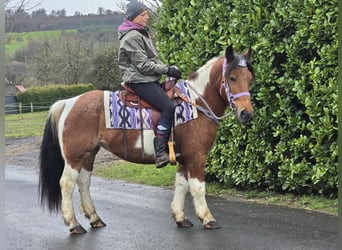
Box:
[118,28,168,83]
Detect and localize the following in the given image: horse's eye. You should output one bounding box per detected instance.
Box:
[229,76,236,82]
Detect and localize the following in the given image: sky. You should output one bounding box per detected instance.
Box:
[20,0,123,15]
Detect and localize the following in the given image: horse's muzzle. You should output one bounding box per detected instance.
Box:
[237,109,253,123]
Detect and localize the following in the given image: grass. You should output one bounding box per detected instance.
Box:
[95,161,178,188]
[5,111,338,216]
[5,111,48,138]
[5,30,76,58]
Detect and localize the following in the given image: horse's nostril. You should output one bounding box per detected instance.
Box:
[240,110,252,122]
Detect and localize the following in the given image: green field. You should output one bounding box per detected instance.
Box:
[5,30,76,58]
[5,111,48,138]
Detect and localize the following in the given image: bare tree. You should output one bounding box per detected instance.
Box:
[27,33,94,85]
[5,0,43,33]
[6,61,27,85]
[5,0,43,15]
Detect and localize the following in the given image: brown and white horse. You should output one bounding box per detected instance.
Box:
[39,45,254,234]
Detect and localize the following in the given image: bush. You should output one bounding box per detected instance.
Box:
[156,0,337,197]
[16,84,94,112]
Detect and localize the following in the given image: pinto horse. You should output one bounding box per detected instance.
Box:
[38,45,254,234]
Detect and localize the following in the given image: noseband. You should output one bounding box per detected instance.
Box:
[220,58,251,110]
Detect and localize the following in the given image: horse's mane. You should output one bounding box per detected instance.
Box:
[188,57,219,81]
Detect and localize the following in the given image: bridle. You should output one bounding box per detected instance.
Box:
[184,57,252,124]
[219,58,251,111]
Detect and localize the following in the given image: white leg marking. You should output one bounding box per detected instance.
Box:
[60,163,79,228]
[171,173,189,221]
[77,168,99,223]
[188,178,215,224]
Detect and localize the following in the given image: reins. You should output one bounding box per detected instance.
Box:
[184,82,233,125]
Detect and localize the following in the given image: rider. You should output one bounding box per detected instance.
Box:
[117,0,182,168]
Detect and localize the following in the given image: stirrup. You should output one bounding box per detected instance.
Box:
[168,141,180,165]
[156,157,169,168]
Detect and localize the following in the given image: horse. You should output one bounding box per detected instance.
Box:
[38,45,254,234]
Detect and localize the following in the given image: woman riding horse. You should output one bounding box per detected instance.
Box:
[118,0,182,168]
[38,44,254,233]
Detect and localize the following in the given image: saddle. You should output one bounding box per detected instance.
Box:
[119,79,181,108]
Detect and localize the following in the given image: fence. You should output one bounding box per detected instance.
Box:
[5,108,49,138]
[5,102,51,115]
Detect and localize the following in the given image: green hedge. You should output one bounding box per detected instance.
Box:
[16,84,94,112]
[156,0,337,197]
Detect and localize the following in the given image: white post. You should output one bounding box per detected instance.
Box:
[31,102,33,113]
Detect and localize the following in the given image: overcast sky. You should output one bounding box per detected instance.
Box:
[20,0,123,15]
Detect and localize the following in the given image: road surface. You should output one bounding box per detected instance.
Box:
[5,164,337,250]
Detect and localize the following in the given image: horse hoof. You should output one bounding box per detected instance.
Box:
[204,221,221,229]
[90,219,107,228]
[176,218,194,228]
[70,224,87,234]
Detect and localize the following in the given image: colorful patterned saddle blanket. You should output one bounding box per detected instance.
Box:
[104,80,198,130]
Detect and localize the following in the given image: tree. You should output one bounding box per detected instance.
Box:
[31,8,47,18]
[49,10,57,17]
[5,61,27,85]
[74,11,82,17]
[59,33,91,84]
[88,44,122,90]
[97,7,105,15]
[5,0,43,32]
[56,9,66,17]
[26,32,97,85]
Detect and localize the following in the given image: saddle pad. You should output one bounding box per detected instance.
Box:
[104,80,198,129]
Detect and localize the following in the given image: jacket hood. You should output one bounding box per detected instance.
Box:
[118,19,146,40]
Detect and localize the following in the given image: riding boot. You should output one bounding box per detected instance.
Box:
[154,137,169,168]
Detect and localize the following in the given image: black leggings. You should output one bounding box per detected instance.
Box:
[127,81,175,137]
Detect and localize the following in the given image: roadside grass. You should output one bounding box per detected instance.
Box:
[5,30,76,58]
[95,161,338,216]
[6,112,337,216]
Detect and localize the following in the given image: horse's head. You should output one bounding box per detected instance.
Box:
[223,45,254,123]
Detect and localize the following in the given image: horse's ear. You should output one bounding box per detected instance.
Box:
[243,46,252,60]
[225,45,235,63]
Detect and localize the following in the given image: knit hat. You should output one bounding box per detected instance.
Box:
[126,0,148,21]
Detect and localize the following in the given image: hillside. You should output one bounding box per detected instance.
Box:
[6,13,125,32]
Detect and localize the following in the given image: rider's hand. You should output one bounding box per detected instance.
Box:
[167,66,182,79]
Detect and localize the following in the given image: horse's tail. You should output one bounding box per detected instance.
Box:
[38,100,66,213]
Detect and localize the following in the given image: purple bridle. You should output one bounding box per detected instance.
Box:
[220,58,251,110]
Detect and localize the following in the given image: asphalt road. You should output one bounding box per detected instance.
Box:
[5,164,337,250]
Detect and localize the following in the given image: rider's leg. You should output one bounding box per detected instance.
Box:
[126,82,175,168]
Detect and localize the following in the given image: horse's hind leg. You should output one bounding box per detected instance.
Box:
[171,167,193,227]
[77,168,106,229]
[59,164,87,234]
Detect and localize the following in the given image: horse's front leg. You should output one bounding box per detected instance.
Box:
[171,168,193,227]
[188,175,221,229]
